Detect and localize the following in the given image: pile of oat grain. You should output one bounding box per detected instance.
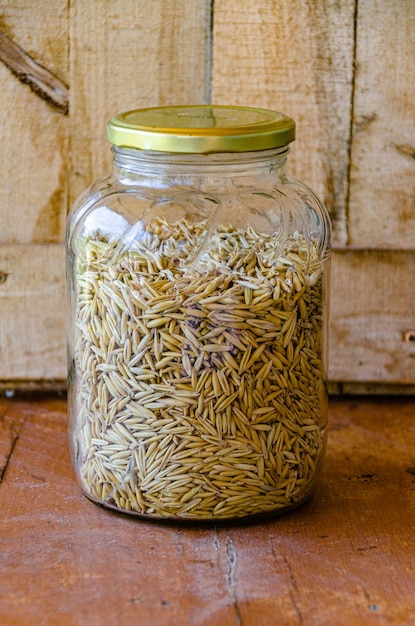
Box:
[72,218,327,519]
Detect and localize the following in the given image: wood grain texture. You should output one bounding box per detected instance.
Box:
[329,250,415,384]
[211,0,355,245]
[1,395,415,625]
[0,245,66,382]
[0,1,414,388]
[348,0,415,248]
[0,2,68,245]
[0,29,68,113]
[69,0,210,202]
[2,247,415,387]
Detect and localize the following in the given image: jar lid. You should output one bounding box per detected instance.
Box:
[107,105,295,153]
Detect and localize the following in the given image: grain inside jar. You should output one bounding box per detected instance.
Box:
[72,217,327,520]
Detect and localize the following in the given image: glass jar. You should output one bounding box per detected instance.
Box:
[66,105,331,522]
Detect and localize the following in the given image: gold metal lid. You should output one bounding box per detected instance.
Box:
[107,105,295,153]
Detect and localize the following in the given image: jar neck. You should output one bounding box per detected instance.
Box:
[111,145,290,189]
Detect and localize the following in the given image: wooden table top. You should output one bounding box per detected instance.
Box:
[1,394,414,625]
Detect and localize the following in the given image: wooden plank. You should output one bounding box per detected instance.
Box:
[348,0,415,248]
[0,2,68,245]
[0,0,413,391]
[330,382,415,395]
[211,0,355,245]
[1,248,414,388]
[0,244,66,382]
[1,396,415,624]
[329,250,415,384]
[0,0,210,386]
[69,0,210,203]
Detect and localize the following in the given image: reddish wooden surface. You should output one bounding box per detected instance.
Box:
[1,395,415,625]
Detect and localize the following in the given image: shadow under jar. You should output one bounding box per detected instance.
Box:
[66,105,331,523]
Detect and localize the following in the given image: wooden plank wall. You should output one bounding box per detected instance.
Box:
[0,0,414,391]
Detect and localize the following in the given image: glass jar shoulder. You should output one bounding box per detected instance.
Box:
[66,175,114,244]
[66,175,157,251]
[281,176,332,239]
[66,167,331,263]
[226,172,331,254]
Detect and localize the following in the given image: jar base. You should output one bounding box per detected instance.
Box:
[81,490,313,527]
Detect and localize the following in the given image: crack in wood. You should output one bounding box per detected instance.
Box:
[282,553,304,626]
[214,531,243,625]
[0,29,69,114]
[269,536,304,625]
[226,537,237,591]
[0,414,19,484]
[344,0,360,247]
[226,537,242,626]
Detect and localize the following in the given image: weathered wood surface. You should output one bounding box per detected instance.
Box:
[0,0,210,385]
[329,250,415,385]
[1,395,415,625]
[69,0,210,202]
[212,0,356,245]
[348,0,415,248]
[0,2,68,245]
[0,1,414,388]
[0,29,68,114]
[1,248,413,388]
[0,245,66,382]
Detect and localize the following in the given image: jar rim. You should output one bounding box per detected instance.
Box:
[107,105,295,154]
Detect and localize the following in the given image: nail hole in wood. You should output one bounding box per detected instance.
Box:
[0,271,8,284]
